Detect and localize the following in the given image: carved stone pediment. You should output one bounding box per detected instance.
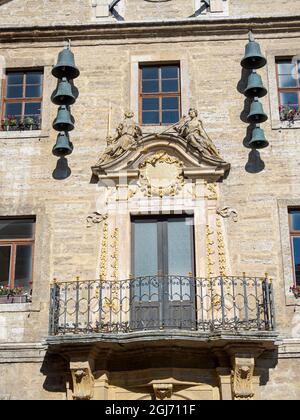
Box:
[92,133,230,185]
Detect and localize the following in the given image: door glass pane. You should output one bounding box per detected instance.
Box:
[167,218,194,301]
[133,220,158,302]
[14,245,33,290]
[0,246,11,287]
[134,221,158,277]
[0,219,35,240]
[293,237,300,285]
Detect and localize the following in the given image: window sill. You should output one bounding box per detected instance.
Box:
[272,120,300,130]
[0,130,49,139]
[0,302,41,313]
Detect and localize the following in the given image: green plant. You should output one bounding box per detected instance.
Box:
[24,116,35,127]
[0,285,25,296]
[290,284,300,299]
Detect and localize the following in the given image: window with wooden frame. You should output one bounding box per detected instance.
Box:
[139,63,181,125]
[289,209,300,286]
[276,58,300,121]
[0,218,35,294]
[1,70,43,131]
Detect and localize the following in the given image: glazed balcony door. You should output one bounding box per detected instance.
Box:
[131,215,196,330]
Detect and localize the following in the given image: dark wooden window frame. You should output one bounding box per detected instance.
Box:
[1,68,43,130]
[0,218,35,290]
[288,209,300,286]
[139,62,181,126]
[276,58,300,111]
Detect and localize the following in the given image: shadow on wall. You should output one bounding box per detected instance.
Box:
[52,157,71,180]
[41,352,69,396]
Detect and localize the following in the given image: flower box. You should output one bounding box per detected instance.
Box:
[0,295,29,304]
[290,285,300,299]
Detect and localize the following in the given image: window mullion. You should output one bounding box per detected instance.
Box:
[10,244,17,289]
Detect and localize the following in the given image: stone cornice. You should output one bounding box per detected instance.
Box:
[1,15,300,44]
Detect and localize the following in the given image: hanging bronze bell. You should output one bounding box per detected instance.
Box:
[244,70,267,98]
[51,78,76,106]
[53,106,75,132]
[52,48,80,80]
[248,125,269,149]
[247,99,268,123]
[52,132,73,157]
[241,39,267,69]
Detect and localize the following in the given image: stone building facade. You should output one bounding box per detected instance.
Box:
[0,0,299,400]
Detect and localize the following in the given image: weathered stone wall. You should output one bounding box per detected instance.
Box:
[0,0,300,401]
[0,0,297,28]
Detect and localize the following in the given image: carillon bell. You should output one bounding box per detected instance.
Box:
[244,70,267,98]
[53,105,75,132]
[52,78,76,106]
[52,132,74,157]
[52,47,80,80]
[241,32,267,70]
[247,98,268,123]
[248,125,269,149]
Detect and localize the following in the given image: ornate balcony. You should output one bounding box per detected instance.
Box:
[48,275,276,336]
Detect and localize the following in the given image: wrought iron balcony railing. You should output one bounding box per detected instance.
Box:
[49,275,276,336]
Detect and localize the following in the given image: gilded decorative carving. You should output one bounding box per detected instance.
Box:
[231,357,255,400]
[139,150,184,197]
[216,217,227,277]
[205,181,218,200]
[86,212,108,228]
[217,206,238,222]
[99,221,108,280]
[153,384,173,400]
[70,365,94,400]
[103,227,119,313]
[206,224,215,278]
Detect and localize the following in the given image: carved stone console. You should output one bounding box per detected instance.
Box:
[153,384,173,400]
[231,356,255,400]
[69,359,95,400]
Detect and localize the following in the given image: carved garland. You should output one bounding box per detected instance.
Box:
[99,221,108,280]
[216,216,227,277]
[206,182,218,200]
[206,225,215,278]
[103,227,119,313]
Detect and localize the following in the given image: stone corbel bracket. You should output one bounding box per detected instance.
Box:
[153,384,173,400]
[70,361,95,400]
[231,356,255,400]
